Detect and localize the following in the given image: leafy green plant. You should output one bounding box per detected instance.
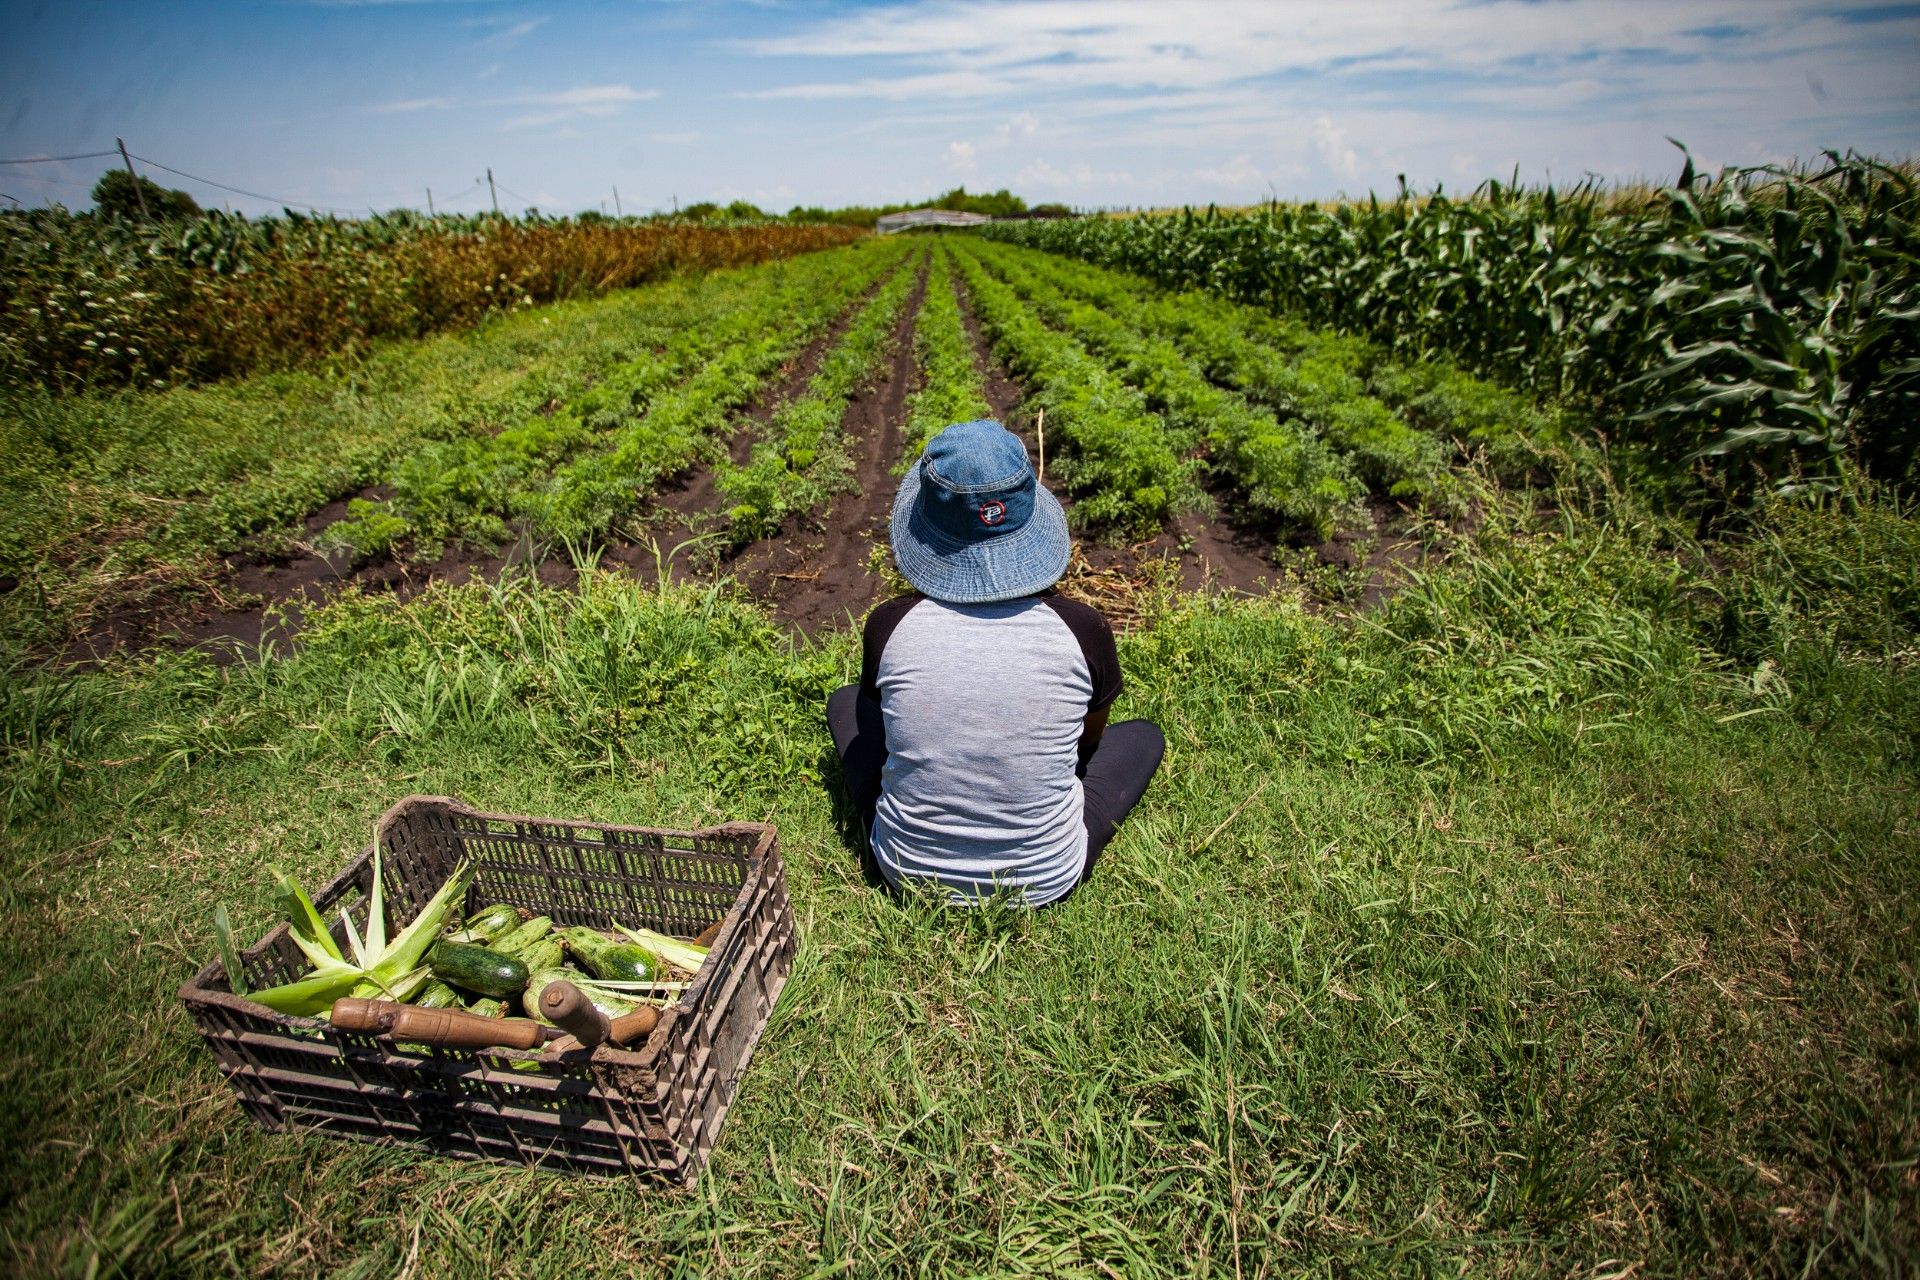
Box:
[717,249,924,542]
[949,248,1195,535]
[900,244,992,466]
[983,151,1919,494]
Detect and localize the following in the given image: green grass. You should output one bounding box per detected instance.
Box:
[3,475,1914,1276]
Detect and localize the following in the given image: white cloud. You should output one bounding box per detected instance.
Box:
[727,0,1919,197]
[505,85,659,111]
[496,84,660,130]
[1313,116,1359,182]
[371,96,453,113]
[948,139,977,171]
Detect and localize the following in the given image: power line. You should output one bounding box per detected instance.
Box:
[127,153,361,215]
[0,149,119,165]
[493,181,537,205]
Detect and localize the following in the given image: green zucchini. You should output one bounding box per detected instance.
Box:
[415,980,462,1009]
[560,927,657,982]
[490,916,553,958]
[453,903,525,944]
[519,937,564,974]
[429,941,529,998]
[523,968,639,1024]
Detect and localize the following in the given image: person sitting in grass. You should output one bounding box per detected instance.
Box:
[827,418,1165,906]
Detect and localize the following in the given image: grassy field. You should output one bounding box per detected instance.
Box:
[4,477,1916,1276]
[2,230,1916,1276]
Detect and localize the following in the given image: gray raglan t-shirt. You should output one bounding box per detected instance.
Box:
[859,593,1123,906]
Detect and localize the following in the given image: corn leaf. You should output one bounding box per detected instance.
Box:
[614,924,710,973]
[213,904,249,997]
[247,962,363,1017]
[339,907,368,969]
[349,965,433,1003]
[270,866,342,964]
[365,844,389,959]
[365,861,474,988]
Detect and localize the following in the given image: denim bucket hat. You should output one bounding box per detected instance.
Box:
[891,418,1069,604]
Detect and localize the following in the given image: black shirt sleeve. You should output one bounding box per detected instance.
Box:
[1041,595,1123,713]
[858,594,924,700]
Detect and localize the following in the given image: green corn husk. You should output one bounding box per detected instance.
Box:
[270,866,344,967]
[248,963,364,1016]
[614,925,709,974]
[213,904,249,997]
[468,998,505,1018]
[360,863,475,992]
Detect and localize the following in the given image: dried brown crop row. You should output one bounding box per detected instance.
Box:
[0,216,866,391]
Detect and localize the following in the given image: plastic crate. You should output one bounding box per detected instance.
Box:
[179,796,796,1184]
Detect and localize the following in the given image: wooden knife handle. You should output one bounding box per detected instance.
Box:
[539,981,611,1047]
[606,1005,661,1045]
[331,998,542,1051]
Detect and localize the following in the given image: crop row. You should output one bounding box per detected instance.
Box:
[1000,241,1557,477]
[972,239,1565,507]
[0,207,867,392]
[901,244,992,466]
[715,246,927,542]
[321,238,913,557]
[958,240,1361,535]
[525,238,915,544]
[948,247,1195,534]
[982,154,1919,493]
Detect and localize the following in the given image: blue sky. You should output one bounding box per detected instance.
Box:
[3,0,1917,215]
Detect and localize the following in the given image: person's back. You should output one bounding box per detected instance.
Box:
[865,593,1120,904]
[826,418,1162,907]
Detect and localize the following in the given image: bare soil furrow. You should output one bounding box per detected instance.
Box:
[725,255,932,633]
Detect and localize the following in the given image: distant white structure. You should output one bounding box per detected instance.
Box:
[875,209,994,234]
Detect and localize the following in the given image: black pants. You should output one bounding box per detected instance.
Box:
[825,684,1165,888]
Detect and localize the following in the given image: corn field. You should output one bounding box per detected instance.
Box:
[984,152,1920,495]
[0,209,864,391]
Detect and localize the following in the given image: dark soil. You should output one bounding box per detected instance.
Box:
[953,277,1025,423]
[725,258,930,633]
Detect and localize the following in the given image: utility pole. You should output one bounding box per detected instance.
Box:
[486,167,498,214]
[612,185,622,217]
[426,187,435,216]
[116,137,149,218]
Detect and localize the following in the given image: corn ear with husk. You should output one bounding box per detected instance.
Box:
[228,859,474,1018]
[614,924,710,974]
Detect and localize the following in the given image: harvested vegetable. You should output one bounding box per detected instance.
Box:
[238,853,474,1015]
[444,902,525,945]
[416,981,462,1010]
[560,927,657,982]
[518,937,563,974]
[429,941,529,998]
[524,969,639,1023]
[490,916,553,958]
[614,925,709,974]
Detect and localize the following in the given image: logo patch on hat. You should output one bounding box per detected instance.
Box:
[978,499,1007,526]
